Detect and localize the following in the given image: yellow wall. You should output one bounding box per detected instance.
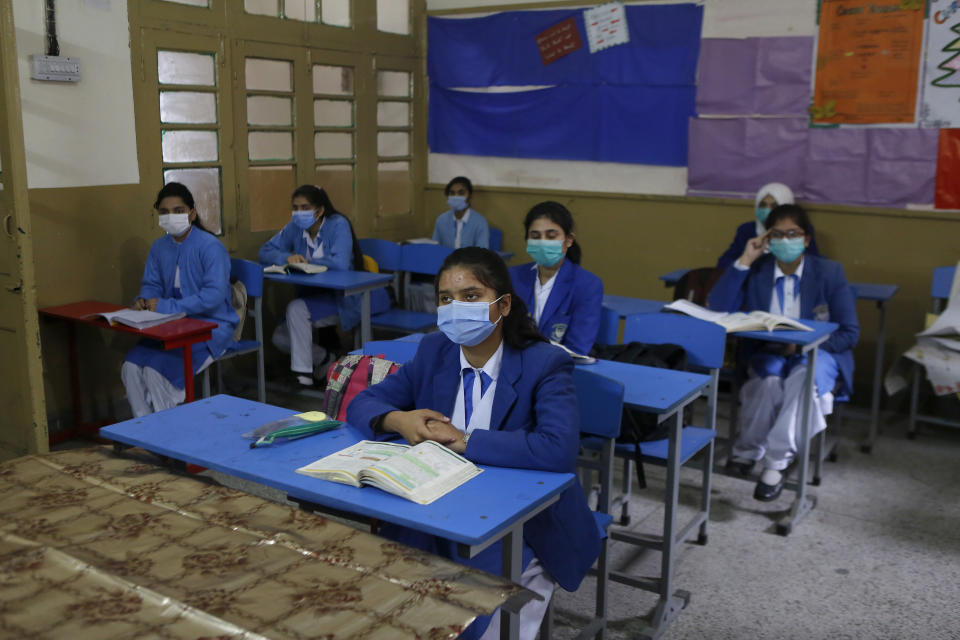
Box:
[426,184,960,404]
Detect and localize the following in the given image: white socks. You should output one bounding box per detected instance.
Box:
[760,468,783,485]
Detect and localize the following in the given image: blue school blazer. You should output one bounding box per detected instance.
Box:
[717,221,822,270]
[346,332,602,592]
[707,254,859,396]
[510,259,604,356]
[432,208,490,249]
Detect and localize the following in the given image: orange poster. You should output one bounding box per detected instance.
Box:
[812,0,926,125]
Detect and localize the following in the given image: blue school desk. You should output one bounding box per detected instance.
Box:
[734,319,837,536]
[263,270,393,345]
[579,359,711,639]
[658,268,690,287]
[100,394,574,640]
[602,295,666,317]
[658,270,897,454]
[847,283,899,453]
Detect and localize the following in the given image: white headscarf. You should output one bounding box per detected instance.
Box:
[754,183,795,235]
[754,182,795,210]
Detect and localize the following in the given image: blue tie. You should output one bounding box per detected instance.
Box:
[775,275,798,314]
[462,368,493,427]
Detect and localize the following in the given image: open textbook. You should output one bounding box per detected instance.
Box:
[296,440,481,505]
[263,262,328,275]
[664,299,813,333]
[84,309,185,330]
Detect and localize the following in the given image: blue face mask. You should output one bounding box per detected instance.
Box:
[526,239,564,267]
[769,238,805,263]
[437,296,504,346]
[292,209,318,230]
[755,206,772,225]
[447,195,468,211]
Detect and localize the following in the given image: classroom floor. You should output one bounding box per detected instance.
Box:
[550,413,960,640]
[65,383,960,640]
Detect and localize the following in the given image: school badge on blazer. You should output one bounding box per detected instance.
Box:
[813,304,830,322]
[550,323,568,342]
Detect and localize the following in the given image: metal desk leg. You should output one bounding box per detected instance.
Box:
[777,349,817,536]
[863,300,887,453]
[68,323,83,428]
[640,410,690,639]
[501,525,523,640]
[183,344,194,403]
[360,290,372,346]
[908,364,920,439]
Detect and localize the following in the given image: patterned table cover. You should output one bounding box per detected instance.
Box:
[0,447,527,639]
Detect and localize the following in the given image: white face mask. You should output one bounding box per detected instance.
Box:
[158,213,191,237]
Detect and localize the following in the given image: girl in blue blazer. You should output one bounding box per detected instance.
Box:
[709,204,858,501]
[432,176,490,249]
[121,182,237,416]
[509,202,603,356]
[347,247,601,640]
[259,185,388,386]
[716,182,821,269]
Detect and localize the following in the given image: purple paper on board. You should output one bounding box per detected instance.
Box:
[697,37,814,116]
[754,37,813,116]
[687,117,808,194]
[696,39,756,114]
[803,128,868,203]
[802,128,938,205]
[867,129,937,205]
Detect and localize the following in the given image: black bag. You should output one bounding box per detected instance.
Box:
[591,341,688,488]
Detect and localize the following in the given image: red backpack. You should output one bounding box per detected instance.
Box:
[323,354,401,421]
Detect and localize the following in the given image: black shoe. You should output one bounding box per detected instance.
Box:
[753,474,785,502]
[726,457,755,477]
[292,373,317,389]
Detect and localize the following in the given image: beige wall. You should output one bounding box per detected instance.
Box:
[426,184,960,405]
[13,0,139,188]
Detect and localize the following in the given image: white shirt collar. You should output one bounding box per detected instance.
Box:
[773,256,804,281]
[302,217,326,248]
[458,338,504,382]
[533,265,558,325]
[455,209,471,225]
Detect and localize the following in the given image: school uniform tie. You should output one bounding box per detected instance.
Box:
[775,274,798,314]
[462,368,493,427]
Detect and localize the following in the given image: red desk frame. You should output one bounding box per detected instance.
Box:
[39,300,216,444]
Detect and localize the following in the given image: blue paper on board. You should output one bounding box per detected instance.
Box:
[429,83,695,166]
[426,4,702,165]
[428,4,703,87]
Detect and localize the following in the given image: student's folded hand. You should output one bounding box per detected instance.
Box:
[383,409,452,445]
[287,254,307,264]
[423,419,464,450]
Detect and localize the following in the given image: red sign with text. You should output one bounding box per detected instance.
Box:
[536,18,582,66]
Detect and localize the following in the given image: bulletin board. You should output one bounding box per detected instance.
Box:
[426,0,960,210]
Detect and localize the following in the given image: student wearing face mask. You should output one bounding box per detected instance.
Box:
[432,176,490,249]
[508,201,603,356]
[121,182,237,417]
[708,204,858,502]
[347,247,601,640]
[259,185,389,386]
[716,182,821,270]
